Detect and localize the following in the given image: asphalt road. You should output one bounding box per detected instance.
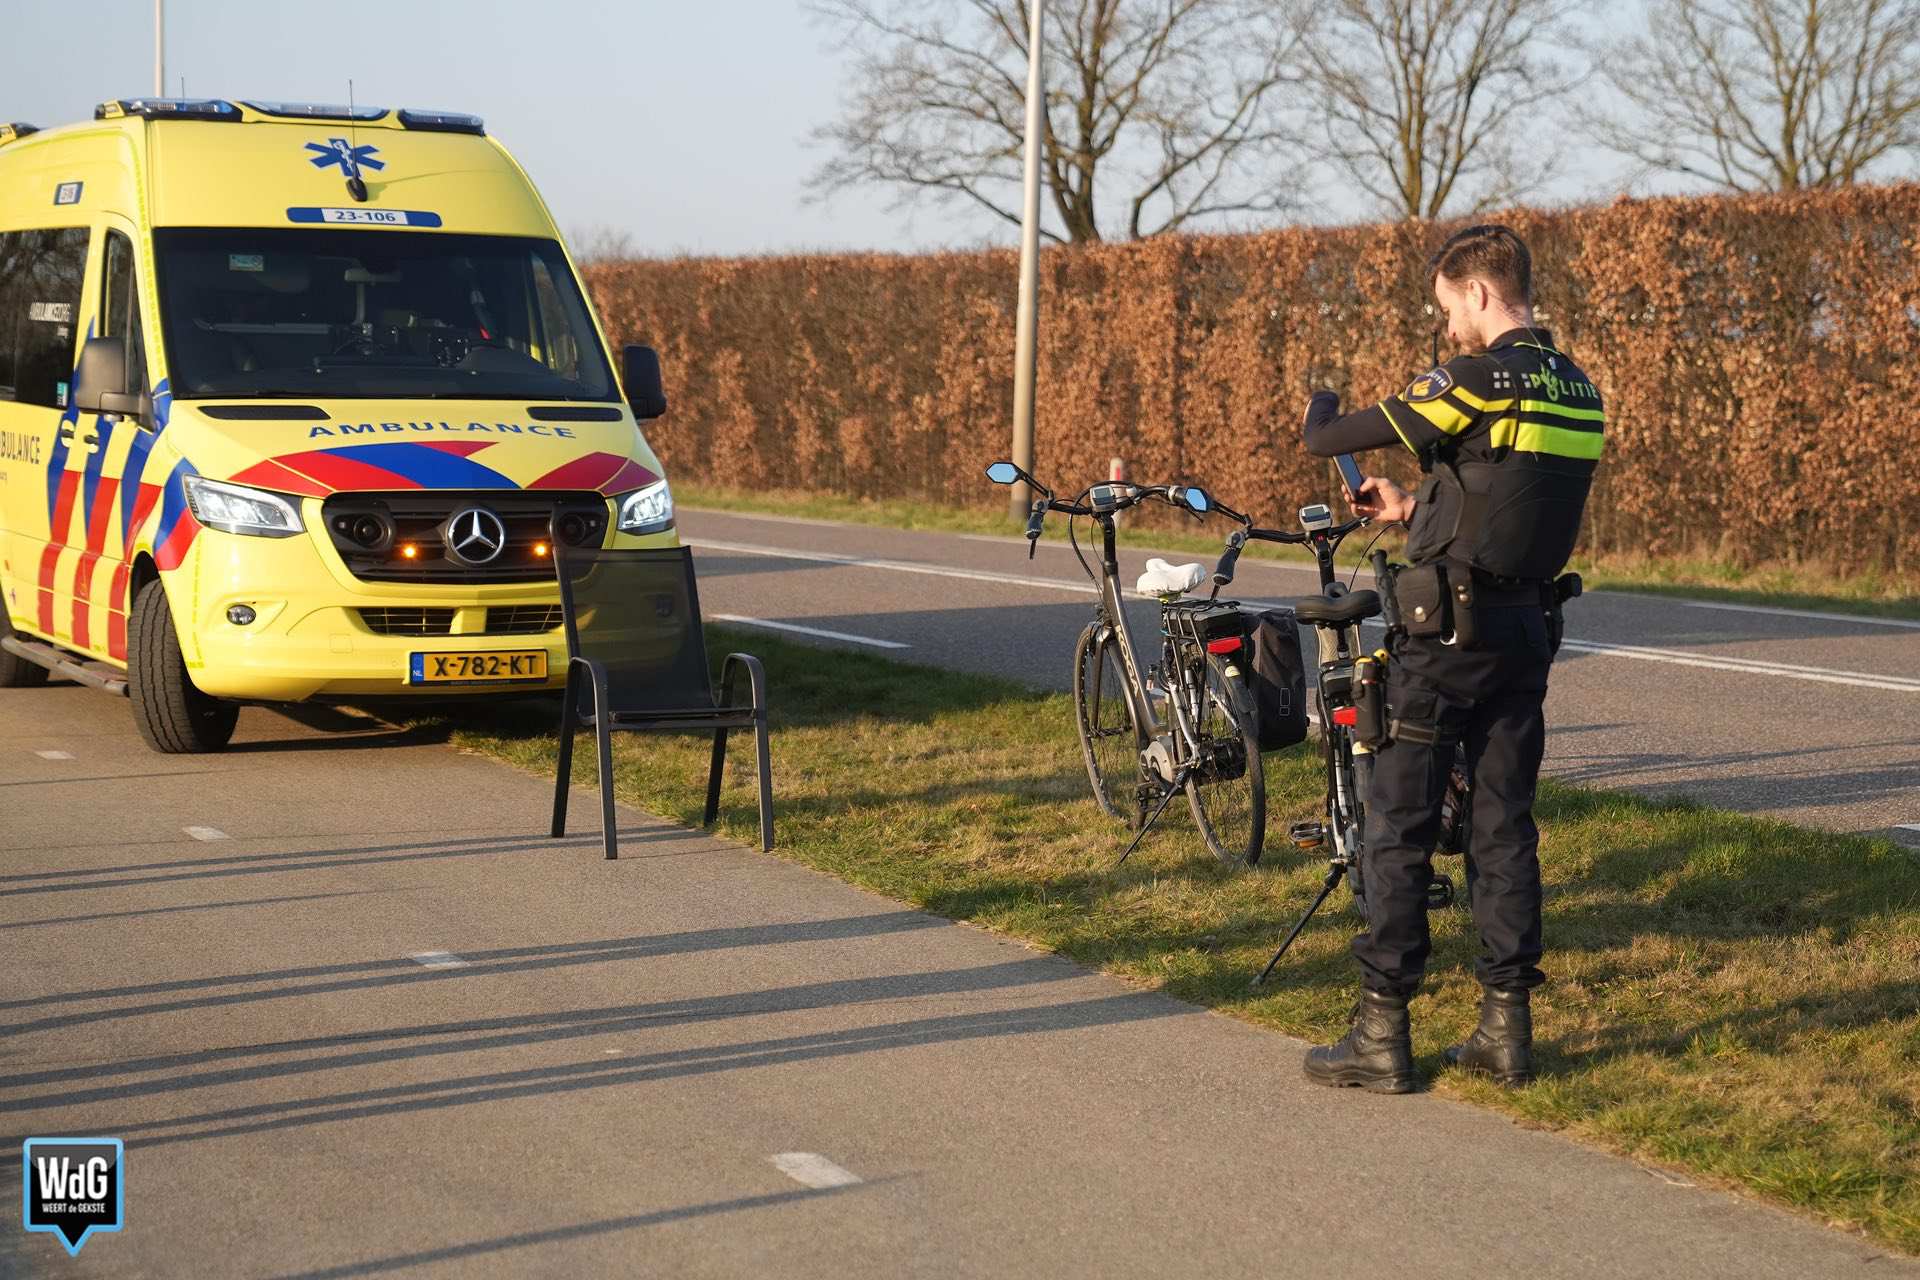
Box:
[680,508,1920,843]
[3,688,1913,1277]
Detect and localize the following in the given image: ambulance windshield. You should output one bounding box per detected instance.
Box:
[152,229,617,401]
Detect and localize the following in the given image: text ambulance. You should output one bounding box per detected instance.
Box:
[0,99,674,751]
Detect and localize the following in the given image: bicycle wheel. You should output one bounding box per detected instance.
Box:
[1182,653,1266,866]
[1073,621,1144,825]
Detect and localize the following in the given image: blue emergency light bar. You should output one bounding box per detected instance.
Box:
[89,98,485,135]
[96,98,241,122]
[243,101,388,122]
[397,108,486,135]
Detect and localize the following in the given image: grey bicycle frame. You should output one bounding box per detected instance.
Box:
[1087,511,1164,743]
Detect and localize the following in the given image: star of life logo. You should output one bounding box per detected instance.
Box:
[304,137,386,179]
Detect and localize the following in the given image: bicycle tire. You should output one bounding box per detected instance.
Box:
[1182,653,1265,866]
[1073,621,1144,826]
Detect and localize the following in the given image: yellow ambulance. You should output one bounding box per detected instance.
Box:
[0,98,675,752]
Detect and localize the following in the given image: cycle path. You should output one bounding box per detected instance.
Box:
[680,507,1920,842]
[1,687,1910,1278]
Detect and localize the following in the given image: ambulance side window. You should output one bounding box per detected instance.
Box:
[100,231,148,398]
[0,227,89,408]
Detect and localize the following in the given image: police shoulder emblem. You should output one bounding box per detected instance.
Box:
[1405,366,1453,402]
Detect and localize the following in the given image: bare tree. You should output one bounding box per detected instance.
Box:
[569,225,638,265]
[1296,0,1586,221]
[809,0,1305,244]
[1589,0,1920,191]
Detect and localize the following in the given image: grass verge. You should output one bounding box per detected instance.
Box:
[677,483,1920,621]
[446,630,1920,1253]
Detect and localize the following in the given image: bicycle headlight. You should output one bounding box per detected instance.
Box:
[616,479,674,534]
[183,476,305,538]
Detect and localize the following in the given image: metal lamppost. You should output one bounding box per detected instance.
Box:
[1007,0,1045,519]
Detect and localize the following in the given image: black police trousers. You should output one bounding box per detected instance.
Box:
[1354,602,1553,997]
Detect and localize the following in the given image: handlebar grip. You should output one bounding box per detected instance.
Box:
[1212,540,1243,587]
[1025,502,1046,540]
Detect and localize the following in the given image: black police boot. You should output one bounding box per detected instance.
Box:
[1303,990,1416,1094]
[1442,987,1533,1086]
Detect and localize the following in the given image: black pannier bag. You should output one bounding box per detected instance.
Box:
[1245,608,1308,751]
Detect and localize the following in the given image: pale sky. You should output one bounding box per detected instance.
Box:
[2,0,1722,257]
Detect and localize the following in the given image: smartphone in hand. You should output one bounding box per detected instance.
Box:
[1335,453,1369,501]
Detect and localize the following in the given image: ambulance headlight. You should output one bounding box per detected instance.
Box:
[616,479,674,534]
[183,477,305,538]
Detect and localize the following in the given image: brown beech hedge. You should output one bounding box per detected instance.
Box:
[586,186,1920,575]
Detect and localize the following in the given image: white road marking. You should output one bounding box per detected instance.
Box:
[34,750,73,760]
[769,1152,862,1190]
[1897,824,1920,834]
[1649,596,1920,631]
[183,826,229,841]
[710,613,910,650]
[1555,638,1920,693]
[689,537,1291,609]
[409,951,468,969]
[691,537,1920,694]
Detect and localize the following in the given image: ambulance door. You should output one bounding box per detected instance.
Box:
[0,226,90,643]
[73,224,151,660]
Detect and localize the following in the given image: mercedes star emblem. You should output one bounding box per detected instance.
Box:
[446,507,507,565]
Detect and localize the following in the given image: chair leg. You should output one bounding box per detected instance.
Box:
[754,717,773,852]
[551,668,579,838]
[588,670,618,861]
[704,727,728,829]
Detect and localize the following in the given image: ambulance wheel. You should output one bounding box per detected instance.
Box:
[0,596,50,688]
[128,578,238,753]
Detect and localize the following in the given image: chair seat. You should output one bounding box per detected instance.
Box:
[603,706,754,726]
[1291,589,1381,627]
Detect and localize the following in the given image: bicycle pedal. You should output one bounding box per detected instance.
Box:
[1288,821,1326,851]
[1425,873,1455,911]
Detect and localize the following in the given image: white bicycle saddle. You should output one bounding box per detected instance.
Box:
[1137,558,1207,597]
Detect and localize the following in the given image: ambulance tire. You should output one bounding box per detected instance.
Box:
[128,579,238,753]
[0,597,50,688]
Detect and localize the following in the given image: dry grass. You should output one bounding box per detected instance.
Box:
[447,631,1920,1251]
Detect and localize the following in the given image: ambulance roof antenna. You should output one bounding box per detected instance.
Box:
[344,79,369,203]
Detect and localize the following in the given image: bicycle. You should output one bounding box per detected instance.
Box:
[1196,496,1471,985]
[984,461,1265,867]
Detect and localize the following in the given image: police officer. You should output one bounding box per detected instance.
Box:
[1297,224,1604,1093]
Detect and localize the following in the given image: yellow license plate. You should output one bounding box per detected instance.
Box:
[409,650,549,685]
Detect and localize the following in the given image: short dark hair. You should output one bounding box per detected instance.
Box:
[1427,224,1532,305]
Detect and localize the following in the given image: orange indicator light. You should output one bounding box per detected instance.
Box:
[400,543,419,559]
[533,542,550,557]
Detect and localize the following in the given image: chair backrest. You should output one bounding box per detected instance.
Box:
[554,546,715,715]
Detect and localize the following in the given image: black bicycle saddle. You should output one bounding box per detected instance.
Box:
[1291,589,1381,627]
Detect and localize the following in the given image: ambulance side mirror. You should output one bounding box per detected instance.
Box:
[73,337,150,423]
[622,344,668,421]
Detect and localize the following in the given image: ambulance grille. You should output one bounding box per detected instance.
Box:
[485,606,564,635]
[359,608,456,636]
[322,492,609,584]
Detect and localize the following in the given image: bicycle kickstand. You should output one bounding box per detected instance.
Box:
[1249,863,1345,988]
[1112,770,1191,870]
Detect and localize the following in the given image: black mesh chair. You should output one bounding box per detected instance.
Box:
[549,546,772,858]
